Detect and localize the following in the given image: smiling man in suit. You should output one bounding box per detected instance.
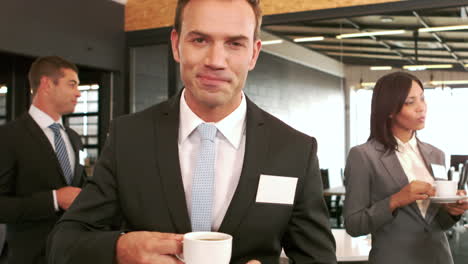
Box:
[0,56,86,264]
[47,0,336,263]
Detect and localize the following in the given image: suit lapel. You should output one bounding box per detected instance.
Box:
[65,127,85,186]
[418,141,440,223]
[156,96,192,233]
[218,98,267,234]
[23,113,68,185]
[377,142,425,221]
[378,145,409,190]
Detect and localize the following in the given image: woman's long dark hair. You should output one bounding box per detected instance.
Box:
[368,71,424,151]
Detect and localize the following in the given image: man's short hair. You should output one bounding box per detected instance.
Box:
[174,0,262,39]
[28,56,78,95]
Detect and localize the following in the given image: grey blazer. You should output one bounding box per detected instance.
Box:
[344,139,458,264]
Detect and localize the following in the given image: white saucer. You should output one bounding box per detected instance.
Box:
[430,195,468,203]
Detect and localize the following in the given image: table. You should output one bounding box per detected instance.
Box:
[280,229,370,262]
[323,186,346,228]
[324,186,346,196]
[333,229,371,262]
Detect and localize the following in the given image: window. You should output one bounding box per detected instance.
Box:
[65,84,99,176]
[0,85,7,125]
[419,87,468,157]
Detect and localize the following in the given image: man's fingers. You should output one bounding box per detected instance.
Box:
[148,237,183,255]
[152,232,184,241]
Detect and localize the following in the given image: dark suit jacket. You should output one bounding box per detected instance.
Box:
[0,113,86,264]
[344,139,457,264]
[47,94,337,264]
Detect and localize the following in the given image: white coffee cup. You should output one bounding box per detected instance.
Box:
[434,180,458,197]
[179,232,232,264]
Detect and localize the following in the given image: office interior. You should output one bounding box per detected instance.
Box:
[1,0,468,263]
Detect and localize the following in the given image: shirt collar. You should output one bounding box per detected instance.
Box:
[395,133,417,152]
[29,104,64,130]
[178,89,247,149]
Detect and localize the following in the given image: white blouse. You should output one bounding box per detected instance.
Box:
[395,134,434,217]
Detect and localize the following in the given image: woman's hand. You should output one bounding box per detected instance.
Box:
[443,190,468,216]
[389,180,435,212]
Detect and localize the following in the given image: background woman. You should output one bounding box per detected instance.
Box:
[344,71,468,264]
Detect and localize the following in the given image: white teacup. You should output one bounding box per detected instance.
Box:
[434,180,458,197]
[179,232,232,264]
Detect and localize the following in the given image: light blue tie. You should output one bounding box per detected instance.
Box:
[191,123,217,231]
[49,123,73,185]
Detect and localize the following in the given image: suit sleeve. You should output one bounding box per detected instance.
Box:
[47,121,123,264]
[282,138,337,264]
[0,126,57,223]
[344,147,395,237]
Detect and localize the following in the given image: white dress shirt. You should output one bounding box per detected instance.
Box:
[178,89,246,231]
[29,105,76,211]
[395,134,434,217]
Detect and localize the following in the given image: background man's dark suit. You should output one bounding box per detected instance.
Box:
[48,94,337,264]
[0,113,86,264]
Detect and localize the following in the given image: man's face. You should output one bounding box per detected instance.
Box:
[48,68,81,116]
[171,0,261,115]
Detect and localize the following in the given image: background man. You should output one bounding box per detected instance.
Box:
[48,1,336,263]
[0,56,86,264]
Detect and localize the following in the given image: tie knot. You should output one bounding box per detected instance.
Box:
[49,123,62,134]
[197,123,217,141]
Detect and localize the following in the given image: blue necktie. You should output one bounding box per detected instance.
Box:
[49,123,73,185]
[191,123,217,231]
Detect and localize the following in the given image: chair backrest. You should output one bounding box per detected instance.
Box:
[320,169,330,189]
[459,160,468,190]
[451,155,468,171]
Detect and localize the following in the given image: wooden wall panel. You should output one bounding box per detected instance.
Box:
[125,0,401,32]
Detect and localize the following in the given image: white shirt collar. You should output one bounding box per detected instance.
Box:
[178,89,247,149]
[29,105,64,130]
[395,133,417,152]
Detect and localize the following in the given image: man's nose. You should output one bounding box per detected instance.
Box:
[205,43,227,69]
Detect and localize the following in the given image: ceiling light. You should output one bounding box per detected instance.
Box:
[361,82,376,87]
[293,36,325,42]
[380,16,394,23]
[419,25,468,33]
[336,30,406,39]
[370,66,392,71]
[0,86,7,94]
[403,64,453,71]
[430,80,468,85]
[261,39,283,45]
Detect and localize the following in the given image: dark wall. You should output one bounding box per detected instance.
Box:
[0,0,125,72]
[0,0,126,117]
[245,52,346,186]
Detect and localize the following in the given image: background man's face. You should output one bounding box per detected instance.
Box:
[171,0,261,112]
[48,68,81,116]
